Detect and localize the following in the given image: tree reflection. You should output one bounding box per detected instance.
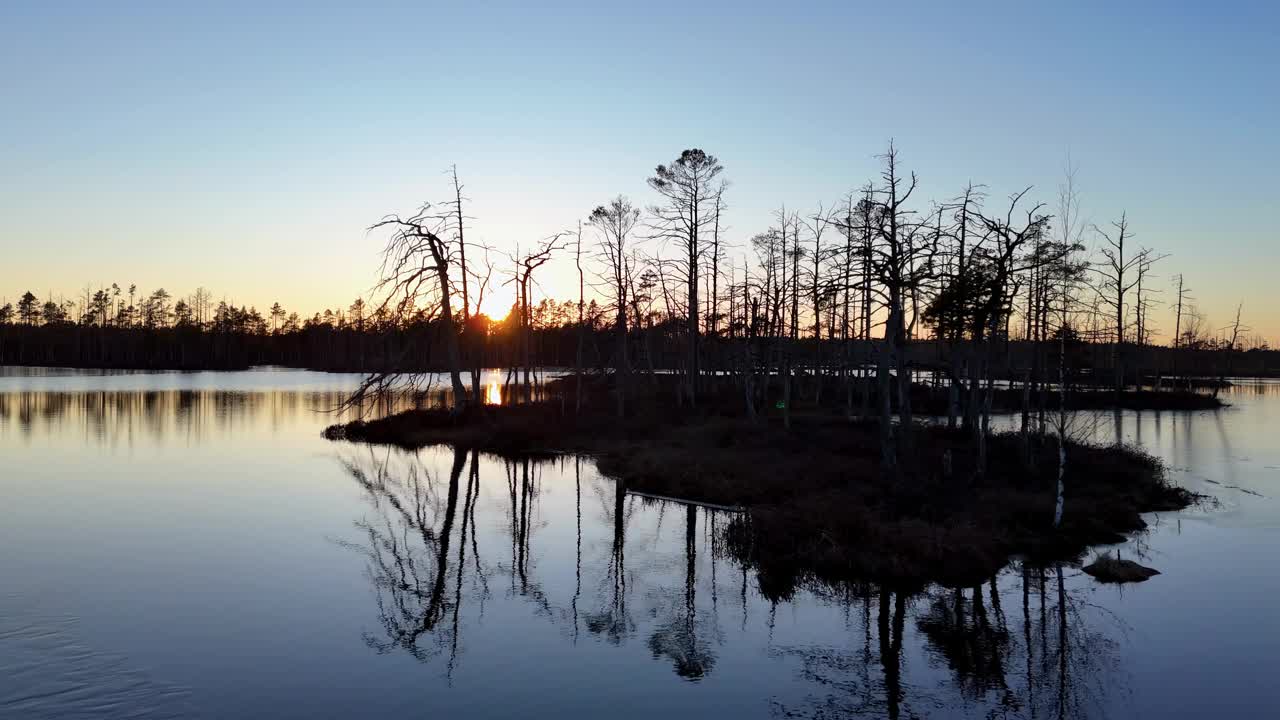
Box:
[915,581,1013,704]
[332,449,1131,709]
[583,479,632,644]
[646,503,718,680]
[920,563,1123,720]
[878,589,906,720]
[338,449,652,676]
[769,586,917,718]
[769,562,1127,719]
[339,446,471,663]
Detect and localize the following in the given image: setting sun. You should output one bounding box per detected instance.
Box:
[476,284,516,324]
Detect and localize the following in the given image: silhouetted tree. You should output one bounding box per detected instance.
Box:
[647,149,724,406]
[368,203,470,411]
[17,291,39,325]
[1092,213,1149,396]
[590,195,641,417]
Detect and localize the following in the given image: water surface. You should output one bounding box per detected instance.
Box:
[2,369,1277,718]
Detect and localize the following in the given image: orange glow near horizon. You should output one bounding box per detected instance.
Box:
[476,284,516,324]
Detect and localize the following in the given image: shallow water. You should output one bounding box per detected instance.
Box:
[1,369,1277,719]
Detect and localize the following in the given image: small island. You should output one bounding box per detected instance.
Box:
[309,146,1245,594]
[326,374,1196,593]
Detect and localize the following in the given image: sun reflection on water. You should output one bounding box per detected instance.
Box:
[484,381,503,405]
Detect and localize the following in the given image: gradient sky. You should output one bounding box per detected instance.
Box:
[3,1,1277,340]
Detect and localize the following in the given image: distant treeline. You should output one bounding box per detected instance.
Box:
[0,289,614,372]
[1,290,1274,381]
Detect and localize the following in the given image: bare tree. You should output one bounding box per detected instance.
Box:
[1180,305,1209,349]
[1172,274,1191,351]
[835,193,858,417]
[511,234,568,402]
[1050,161,1090,526]
[589,196,641,417]
[574,220,586,414]
[1170,273,1193,385]
[365,203,469,412]
[803,202,833,400]
[647,149,724,406]
[1217,303,1248,398]
[443,165,488,402]
[1132,251,1167,349]
[785,205,802,429]
[866,142,938,467]
[1092,214,1149,396]
[446,165,472,323]
[708,183,728,339]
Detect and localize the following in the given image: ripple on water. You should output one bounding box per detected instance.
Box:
[0,598,196,720]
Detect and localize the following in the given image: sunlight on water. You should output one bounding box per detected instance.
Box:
[484,380,503,406]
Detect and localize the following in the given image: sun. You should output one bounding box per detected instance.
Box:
[476,285,516,323]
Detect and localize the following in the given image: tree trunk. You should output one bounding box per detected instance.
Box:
[436,261,468,412]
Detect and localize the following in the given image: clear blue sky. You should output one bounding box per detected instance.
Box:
[2,1,1276,339]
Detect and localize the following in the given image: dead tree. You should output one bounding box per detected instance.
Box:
[510,234,568,403]
[786,206,802,430]
[1217,304,1248,398]
[589,195,641,418]
[574,220,585,414]
[835,193,858,418]
[803,203,833,401]
[866,143,936,468]
[444,165,485,401]
[364,204,469,412]
[1050,161,1089,525]
[1092,214,1148,397]
[1171,274,1192,384]
[971,188,1052,473]
[447,165,471,323]
[1132,251,1167,354]
[708,183,728,340]
[647,149,725,407]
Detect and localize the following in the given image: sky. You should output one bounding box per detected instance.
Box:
[2,1,1277,340]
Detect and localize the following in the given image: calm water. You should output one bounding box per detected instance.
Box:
[2,369,1278,719]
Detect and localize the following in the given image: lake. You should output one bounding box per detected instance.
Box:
[2,368,1277,718]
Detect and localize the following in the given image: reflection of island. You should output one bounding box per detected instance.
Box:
[336,448,1134,715]
[769,564,1126,719]
[337,450,1131,714]
[337,449,726,682]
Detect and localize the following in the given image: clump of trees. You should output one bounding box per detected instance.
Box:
[322,150,1275,536]
[11,147,1277,526]
[7,149,1272,420]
